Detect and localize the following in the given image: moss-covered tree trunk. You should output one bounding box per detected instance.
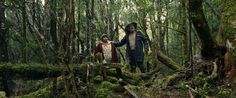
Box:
[85,0,91,58]
[0,0,8,62]
[77,0,81,53]
[156,50,182,70]
[21,0,28,63]
[49,0,58,97]
[49,0,58,63]
[90,0,96,54]
[0,0,10,97]
[189,0,219,59]
[157,0,165,52]
[180,0,189,65]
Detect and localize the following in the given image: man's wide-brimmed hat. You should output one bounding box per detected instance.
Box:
[101,34,109,40]
[125,22,137,34]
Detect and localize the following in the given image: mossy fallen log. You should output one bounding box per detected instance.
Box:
[156,50,182,70]
[0,63,159,87]
[124,85,138,98]
[0,63,122,80]
[0,64,63,80]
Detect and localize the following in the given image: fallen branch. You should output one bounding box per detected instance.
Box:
[124,85,138,98]
[188,89,195,98]
[156,50,182,70]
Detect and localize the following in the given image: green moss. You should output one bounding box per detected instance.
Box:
[0,64,87,80]
[217,88,232,98]
[95,88,112,98]
[0,64,62,79]
[18,76,80,98]
[94,75,103,83]
[157,50,182,70]
[20,87,51,98]
[95,81,119,98]
[221,0,236,40]
[198,83,211,96]
[0,91,6,98]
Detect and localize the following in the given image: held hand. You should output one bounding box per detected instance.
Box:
[144,48,148,55]
[110,41,117,45]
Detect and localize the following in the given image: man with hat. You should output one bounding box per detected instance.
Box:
[114,22,149,73]
[95,34,122,79]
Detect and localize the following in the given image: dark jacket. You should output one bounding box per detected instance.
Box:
[114,31,148,63]
[95,42,119,63]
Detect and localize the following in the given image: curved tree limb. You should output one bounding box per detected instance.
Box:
[204,62,218,80]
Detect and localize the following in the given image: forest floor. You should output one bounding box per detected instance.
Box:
[1,63,236,98]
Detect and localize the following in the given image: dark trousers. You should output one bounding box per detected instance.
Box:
[129,50,145,73]
[106,59,122,78]
[100,65,122,79]
[116,68,122,78]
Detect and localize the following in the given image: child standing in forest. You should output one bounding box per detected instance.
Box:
[95,34,122,79]
[114,22,149,73]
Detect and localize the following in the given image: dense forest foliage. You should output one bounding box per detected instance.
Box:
[0,0,236,97]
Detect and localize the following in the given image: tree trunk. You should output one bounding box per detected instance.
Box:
[157,0,165,52]
[77,0,81,53]
[49,0,58,97]
[90,0,96,54]
[140,11,152,48]
[189,0,219,59]
[0,0,8,62]
[50,0,58,63]
[62,0,75,64]
[85,0,91,58]
[36,0,42,32]
[181,0,189,65]
[64,0,79,97]
[0,0,10,96]
[32,0,36,25]
[22,0,28,63]
[77,0,85,54]
[164,0,170,55]
[164,13,169,55]
[71,0,76,57]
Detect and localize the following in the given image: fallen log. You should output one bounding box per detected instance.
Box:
[156,50,182,70]
[0,63,160,86]
[0,63,122,80]
[124,85,138,98]
[0,64,62,80]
